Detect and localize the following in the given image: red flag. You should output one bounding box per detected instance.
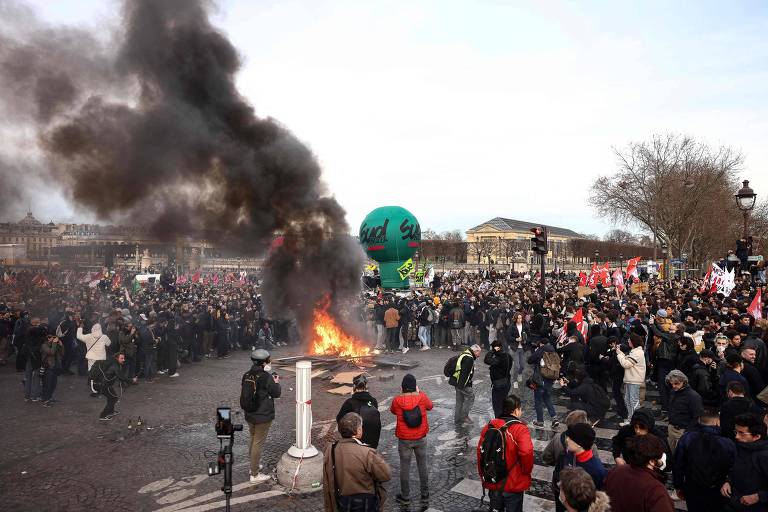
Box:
[572,308,589,340]
[213,273,220,286]
[111,273,121,289]
[600,262,611,288]
[191,272,201,283]
[586,263,599,289]
[625,257,641,282]
[612,269,625,291]
[578,271,587,287]
[748,289,763,320]
[203,276,210,286]
[699,265,712,294]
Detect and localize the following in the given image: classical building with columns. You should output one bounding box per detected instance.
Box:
[465,217,583,268]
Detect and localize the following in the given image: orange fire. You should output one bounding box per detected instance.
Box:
[311,301,371,358]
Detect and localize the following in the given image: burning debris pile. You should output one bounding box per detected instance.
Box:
[0,0,364,331]
[310,299,370,358]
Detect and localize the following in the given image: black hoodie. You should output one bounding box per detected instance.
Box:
[611,409,671,463]
[336,391,381,448]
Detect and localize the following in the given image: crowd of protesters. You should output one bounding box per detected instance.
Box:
[4,262,768,511]
[348,265,767,511]
[0,268,293,419]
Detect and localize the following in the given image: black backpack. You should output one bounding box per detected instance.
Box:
[686,432,729,489]
[444,355,460,380]
[240,370,263,412]
[479,419,522,486]
[402,404,423,428]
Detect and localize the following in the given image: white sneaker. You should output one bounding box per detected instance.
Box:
[402,347,409,354]
[420,346,430,351]
[619,420,630,427]
[249,473,271,484]
[158,370,168,375]
[169,373,180,378]
[513,381,519,389]
[517,375,523,382]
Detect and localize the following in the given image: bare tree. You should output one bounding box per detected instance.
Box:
[591,133,745,268]
[604,229,638,245]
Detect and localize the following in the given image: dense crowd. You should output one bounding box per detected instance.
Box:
[3,264,768,511]
[0,269,292,419]
[339,267,768,511]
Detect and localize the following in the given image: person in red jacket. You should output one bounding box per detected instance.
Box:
[477,394,534,512]
[390,374,433,505]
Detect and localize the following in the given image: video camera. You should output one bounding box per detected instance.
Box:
[208,407,243,512]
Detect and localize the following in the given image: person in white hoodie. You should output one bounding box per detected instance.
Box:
[77,322,112,396]
[616,329,646,426]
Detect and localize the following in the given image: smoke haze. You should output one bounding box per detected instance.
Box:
[0,0,364,327]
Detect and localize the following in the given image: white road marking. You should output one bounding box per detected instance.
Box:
[164,490,284,512]
[450,479,555,511]
[139,477,175,494]
[152,483,255,512]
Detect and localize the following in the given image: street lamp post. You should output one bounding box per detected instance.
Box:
[619,253,624,274]
[594,250,599,264]
[735,179,757,238]
[661,243,668,282]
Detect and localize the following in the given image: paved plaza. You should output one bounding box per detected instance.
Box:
[0,347,686,512]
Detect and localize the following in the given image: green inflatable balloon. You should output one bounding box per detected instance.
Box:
[359,206,421,289]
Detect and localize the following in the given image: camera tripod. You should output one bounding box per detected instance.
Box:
[209,435,236,512]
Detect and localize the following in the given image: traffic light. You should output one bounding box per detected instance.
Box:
[530,227,547,254]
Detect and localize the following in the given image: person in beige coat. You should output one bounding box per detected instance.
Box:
[323,412,391,512]
[617,332,646,426]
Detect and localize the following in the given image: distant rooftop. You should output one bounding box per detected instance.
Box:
[468,217,583,238]
[17,211,42,227]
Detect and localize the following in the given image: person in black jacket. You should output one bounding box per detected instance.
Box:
[666,369,703,454]
[740,346,766,406]
[528,334,560,428]
[23,318,47,401]
[452,344,480,425]
[585,324,609,390]
[672,411,736,512]
[650,311,678,413]
[688,349,719,407]
[722,413,768,510]
[612,408,671,465]
[90,352,132,420]
[484,339,514,418]
[559,368,607,423]
[720,381,764,440]
[241,349,281,484]
[558,335,586,379]
[336,375,381,448]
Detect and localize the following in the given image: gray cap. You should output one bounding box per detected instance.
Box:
[250,348,270,363]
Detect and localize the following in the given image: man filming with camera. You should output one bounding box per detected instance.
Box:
[240,348,281,484]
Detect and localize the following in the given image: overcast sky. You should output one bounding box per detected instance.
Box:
[17,0,768,237]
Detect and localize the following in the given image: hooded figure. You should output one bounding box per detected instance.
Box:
[611,408,671,465]
[76,323,111,370]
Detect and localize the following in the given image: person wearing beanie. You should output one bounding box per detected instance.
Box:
[390,373,433,504]
[553,423,606,512]
[484,339,514,418]
[688,348,719,407]
[612,408,672,466]
[336,374,381,448]
[665,369,703,453]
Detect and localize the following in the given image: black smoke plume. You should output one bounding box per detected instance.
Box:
[0,0,364,331]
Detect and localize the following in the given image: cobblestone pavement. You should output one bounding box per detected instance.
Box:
[0,347,686,512]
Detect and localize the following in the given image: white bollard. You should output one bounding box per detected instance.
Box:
[287,360,318,458]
